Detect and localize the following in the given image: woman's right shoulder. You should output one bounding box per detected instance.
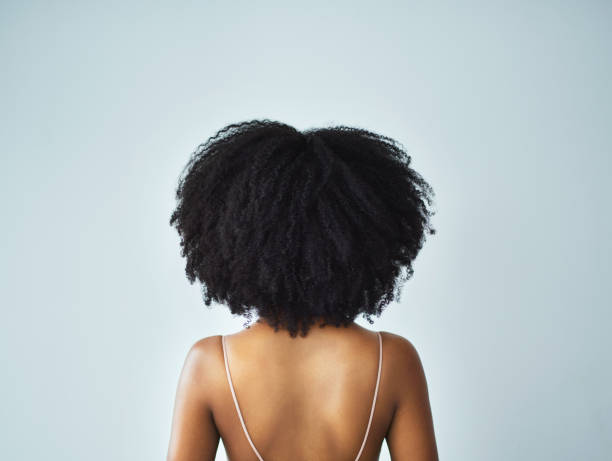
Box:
[379,331,427,383]
[379,331,438,458]
[380,330,420,353]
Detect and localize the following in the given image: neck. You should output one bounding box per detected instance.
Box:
[251,317,358,335]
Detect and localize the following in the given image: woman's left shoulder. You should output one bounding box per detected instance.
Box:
[179,335,226,390]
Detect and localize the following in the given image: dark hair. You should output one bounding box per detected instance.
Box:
[169,119,436,337]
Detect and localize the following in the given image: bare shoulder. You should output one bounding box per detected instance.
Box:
[167,337,224,461]
[189,334,223,359]
[177,335,225,398]
[380,331,438,459]
[379,331,428,393]
[380,331,423,365]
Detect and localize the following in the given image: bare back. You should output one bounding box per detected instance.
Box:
[167,321,438,461]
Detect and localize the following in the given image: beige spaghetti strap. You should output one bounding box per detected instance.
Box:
[221,331,383,461]
[222,334,265,461]
[353,330,383,461]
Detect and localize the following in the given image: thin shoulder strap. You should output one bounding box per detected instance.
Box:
[222,335,266,461]
[354,331,383,461]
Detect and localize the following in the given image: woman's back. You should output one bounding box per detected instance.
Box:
[220,322,384,461]
[167,321,438,461]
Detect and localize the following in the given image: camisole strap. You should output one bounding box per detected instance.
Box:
[354,330,383,461]
[221,331,383,461]
[222,334,265,461]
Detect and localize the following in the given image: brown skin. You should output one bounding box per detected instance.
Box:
[167,319,439,461]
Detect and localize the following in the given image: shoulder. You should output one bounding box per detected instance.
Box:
[188,334,224,359]
[176,335,226,402]
[380,331,422,365]
[379,331,428,396]
[183,334,225,376]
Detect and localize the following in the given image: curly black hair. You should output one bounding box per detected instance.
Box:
[169,119,436,337]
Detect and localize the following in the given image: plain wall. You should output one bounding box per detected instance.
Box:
[1,1,610,460]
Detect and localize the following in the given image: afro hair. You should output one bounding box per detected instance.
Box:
[169,119,436,337]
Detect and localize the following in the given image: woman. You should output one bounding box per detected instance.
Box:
[166,120,439,461]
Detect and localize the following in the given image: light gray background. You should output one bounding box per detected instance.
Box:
[1,1,610,460]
